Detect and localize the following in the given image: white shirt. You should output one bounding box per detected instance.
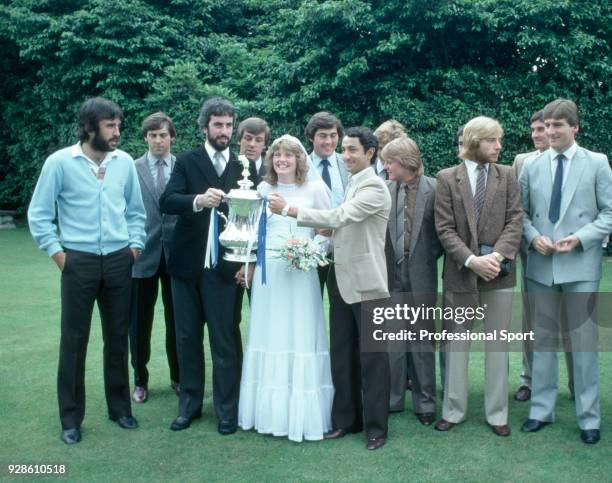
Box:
[193,142,231,212]
[345,165,373,199]
[548,143,577,190]
[464,159,489,197]
[310,152,344,208]
[73,143,112,180]
[204,141,230,172]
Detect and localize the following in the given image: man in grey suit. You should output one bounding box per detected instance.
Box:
[130,112,179,403]
[304,111,349,293]
[382,136,442,424]
[520,99,612,445]
[512,109,573,402]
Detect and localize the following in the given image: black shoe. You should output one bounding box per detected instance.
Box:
[110,415,139,429]
[416,413,435,426]
[170,416,192,431]
[514,386,531,402]
[521,419,550,433]
[580,429,600,445]
[60,428,81,445]
[218,420,237,435]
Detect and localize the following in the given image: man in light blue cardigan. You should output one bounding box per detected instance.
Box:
[28,97,146,445]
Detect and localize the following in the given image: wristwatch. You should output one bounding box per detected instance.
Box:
[281,204,290,217]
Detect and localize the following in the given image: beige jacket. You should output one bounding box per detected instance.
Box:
[298,167,392,304]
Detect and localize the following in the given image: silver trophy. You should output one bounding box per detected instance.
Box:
[217,159,264,262]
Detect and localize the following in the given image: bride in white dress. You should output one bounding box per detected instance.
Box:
[238,135,333,442]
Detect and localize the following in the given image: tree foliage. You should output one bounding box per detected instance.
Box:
[1,0,610,209]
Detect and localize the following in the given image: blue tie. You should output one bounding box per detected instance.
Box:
[320,159,332,189]
[549,154,565,223]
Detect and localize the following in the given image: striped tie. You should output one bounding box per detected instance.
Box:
[474,164,486,222]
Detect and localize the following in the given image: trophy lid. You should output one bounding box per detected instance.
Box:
[225,188,262,201]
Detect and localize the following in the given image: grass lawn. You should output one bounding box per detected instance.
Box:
[1,227,611,482]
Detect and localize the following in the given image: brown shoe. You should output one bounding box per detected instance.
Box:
[323,428,349,440]
[416,413,435,426]
[489,423,511,437]
[171,380,180,396]
[366,436,387,450]
[434,419,456,431]
[514,386,531,402]
[132,386,148,403]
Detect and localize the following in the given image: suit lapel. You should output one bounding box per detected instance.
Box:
[558,147,586,223]
[388,181,399,255]
[194,146,220,188]
[457,163,479,242]
[136,155,157,198]
[409,176,429,258]
[222,153,241,193]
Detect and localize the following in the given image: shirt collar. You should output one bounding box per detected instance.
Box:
[147,151,171,167]
[71,142,116,164]
[550,142,577,162]
[375,157,385,174]
[349,165,374,185]
[311,151,337,166]
[464,159,489,173]
[205,141,230,164]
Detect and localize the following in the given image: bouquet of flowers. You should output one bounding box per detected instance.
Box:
[277,236,330,272]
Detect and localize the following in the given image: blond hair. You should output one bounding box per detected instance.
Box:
[374,119,407,154]
[381,136,424,175]
[460,116,503,160]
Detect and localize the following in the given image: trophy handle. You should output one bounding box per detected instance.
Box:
[217,211,228,224]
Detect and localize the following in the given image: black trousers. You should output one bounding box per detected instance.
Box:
[327,266,390,439]
[129,253,179,388]
[58,247,133,430]
[171,269,239,422]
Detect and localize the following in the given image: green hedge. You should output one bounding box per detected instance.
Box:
[1,0,610,210]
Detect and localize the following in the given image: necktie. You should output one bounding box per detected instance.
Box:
[157,159,167,195]
[474,164,486,222]
[320,159,332,189]
[549,154,565,223]
[213,151,225,177]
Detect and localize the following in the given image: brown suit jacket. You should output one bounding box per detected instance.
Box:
[435,161,522,293]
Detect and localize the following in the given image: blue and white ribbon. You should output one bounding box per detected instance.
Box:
[204,207,219,269]
[256,197,267,285]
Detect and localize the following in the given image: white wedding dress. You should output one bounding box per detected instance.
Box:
[238,179,334,442]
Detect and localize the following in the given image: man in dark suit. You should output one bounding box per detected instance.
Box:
[130,112,180,404]
[520,99,612,445]
[434,116,522,437]
[381,136,442,423]
[237,117,270,180]
[232,117,270,349]
[160,97,257,434]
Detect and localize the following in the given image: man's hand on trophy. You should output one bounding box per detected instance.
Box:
[195,188,226,209]
[267,193,286,214]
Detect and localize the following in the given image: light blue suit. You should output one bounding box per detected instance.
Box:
[520,145,612,429]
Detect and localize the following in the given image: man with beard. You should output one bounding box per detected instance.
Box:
[28,97,146,445]
[160,97,257,434]
[434,116,522,437]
